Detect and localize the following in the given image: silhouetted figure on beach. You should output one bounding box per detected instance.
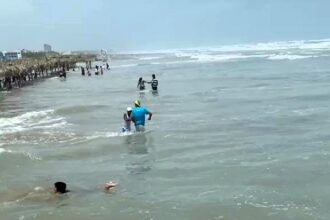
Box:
[106,63,110,70]
[81,67,85,76]
[4,77,12,90]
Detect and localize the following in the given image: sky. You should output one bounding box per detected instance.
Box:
[0,0,330,52]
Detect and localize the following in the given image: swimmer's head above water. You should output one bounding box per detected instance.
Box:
[54,182,69,194]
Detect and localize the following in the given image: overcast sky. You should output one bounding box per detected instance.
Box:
[0,0,330,52]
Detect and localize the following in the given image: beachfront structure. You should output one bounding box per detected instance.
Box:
[44,44,52,53]
[4,51,22,61]
[0,54,96,90]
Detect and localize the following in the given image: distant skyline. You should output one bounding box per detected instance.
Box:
[1,0,330,52]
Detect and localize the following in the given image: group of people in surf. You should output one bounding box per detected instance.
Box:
[136,74,158,91]
[122,100,152,133]
[42,74,158,197]
[121,74,158,133]
[80,62,110,76]
[51,74,159,196]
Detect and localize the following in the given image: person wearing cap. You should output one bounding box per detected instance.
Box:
[122,107,133,132]
[131,100,152,132]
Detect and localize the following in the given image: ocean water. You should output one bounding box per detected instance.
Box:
[1,39,330,220]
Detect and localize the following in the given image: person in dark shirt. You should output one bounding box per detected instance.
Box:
[148,74,158,91]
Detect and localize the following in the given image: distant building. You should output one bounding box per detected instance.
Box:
[4,51,22,61]
[0,51,4,61]
[44,44,52,53]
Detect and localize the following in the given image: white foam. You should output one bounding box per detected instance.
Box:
[85,131,136,141]
[183,39,330,53]
[152,60,193,65]
[190,53,268,62]
[119,38,330,65]
[0,148,13,154]
[138,56,161,60]
[119,38,330,55]
[0,110,67,135]
[110,64,138,69]
[104,132,121,137]
[0,148,41,161]
[0,148,5,154]
[267,54,314,60]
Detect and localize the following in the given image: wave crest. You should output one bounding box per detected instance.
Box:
[0,110,67,135]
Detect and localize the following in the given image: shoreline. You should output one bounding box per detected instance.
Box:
[0,55,96,91]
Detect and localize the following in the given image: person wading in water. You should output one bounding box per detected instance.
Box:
[148,74,158,91]
[137,77,146,90]
[122,107,132,132]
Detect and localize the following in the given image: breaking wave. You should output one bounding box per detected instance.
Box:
[118,38,330,64]
[0,110,67,135]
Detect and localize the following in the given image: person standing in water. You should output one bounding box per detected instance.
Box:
[148,74,158,91]
[122,107,132,132]
[137,77,146,90]
[131,100,152,132]
[81,67,85,76]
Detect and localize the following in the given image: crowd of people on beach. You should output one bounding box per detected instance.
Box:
[0,63,75,90]
[80,62,110,76]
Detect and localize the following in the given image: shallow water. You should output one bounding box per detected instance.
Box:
[1,46,330,220]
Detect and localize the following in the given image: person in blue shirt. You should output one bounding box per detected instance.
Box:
[131,100,152,132]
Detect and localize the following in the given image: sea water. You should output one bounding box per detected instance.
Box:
[1,39,330,220]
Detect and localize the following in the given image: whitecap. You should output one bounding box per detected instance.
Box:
[138,56,161,60]
[110,64,138,68]
[0,109,68,135]
[0,148,13,154]
[267,54,314,60]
